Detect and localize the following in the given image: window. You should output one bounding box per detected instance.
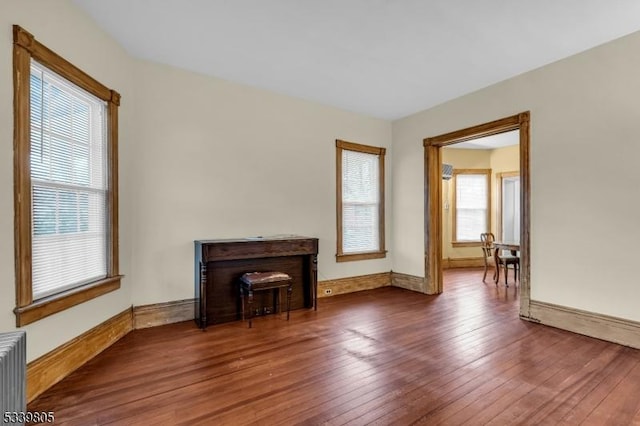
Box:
[13,25,121,326]
[336,140,386,262]
[452,169,491,246]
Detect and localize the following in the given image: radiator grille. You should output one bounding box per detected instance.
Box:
[0,331,26,419]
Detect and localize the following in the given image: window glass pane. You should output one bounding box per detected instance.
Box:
[30,72,43,128]
[48,85,73,139]
[342,150,379,203]
[51,135,74,183]
[341,148,381,254]
[32,186,57,236]
[343,203,379,253]
[31,131,51,182]
[72,102,90,144]
[79,193,89,232]
[457,208,487,241]
[58,191,78,234]
[456,175,487,208]
[73,142,90,185]
[30,60,108,300]
[455,173,488,241]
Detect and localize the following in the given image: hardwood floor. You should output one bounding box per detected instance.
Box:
[29,268,640,425]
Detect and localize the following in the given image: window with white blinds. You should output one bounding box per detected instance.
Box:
[453,170,490,242]
[336,140,386,261]
[13,25,120,326]
[342,150,379,252]
[29,60,108,300]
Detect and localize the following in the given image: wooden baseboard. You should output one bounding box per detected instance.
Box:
[527,300,640,349]
[318,272,391,297]
[133,299,195,329]
[27,307,133,403]
[442,257,489,269]
[391,272,424,292]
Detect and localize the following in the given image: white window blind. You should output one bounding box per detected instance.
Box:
[456,174,488,241]
[30,60,108,300]
[342,150,380,253]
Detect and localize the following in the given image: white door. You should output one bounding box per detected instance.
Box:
[502,176,520,243]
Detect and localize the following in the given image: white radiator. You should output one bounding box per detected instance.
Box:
[0,331,26,420]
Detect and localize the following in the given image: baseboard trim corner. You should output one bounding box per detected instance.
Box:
[527,300,640,349]
[318,272,391,297]
[133,299,195,329]
[391,272,425,292]
[442,257,488,269]
[27,307,133,403]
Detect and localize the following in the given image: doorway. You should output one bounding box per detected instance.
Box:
[423,112,531,318]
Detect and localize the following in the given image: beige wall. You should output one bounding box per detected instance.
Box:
[0,0,135,361]
[392,30,640,321]
[1,1,392,360]
[129,59,392,306]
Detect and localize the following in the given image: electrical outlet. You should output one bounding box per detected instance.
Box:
[324,288,332,295]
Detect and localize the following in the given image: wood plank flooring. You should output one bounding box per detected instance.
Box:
[29,268,640,425]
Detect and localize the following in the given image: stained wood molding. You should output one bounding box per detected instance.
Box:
[391,272,424,292]
[424,111,531,311]
[318,272,391,297]
[335,139,386,263]
[27,308,133,402]
[442,257,489,269]
[424,142,443,295]
[15,278,121,326]
[133,299,195,329]
[527,300,640,349]
[13,26,113,100]
[13,25,122,326]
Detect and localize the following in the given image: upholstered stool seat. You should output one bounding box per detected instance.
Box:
[239,271,292,328]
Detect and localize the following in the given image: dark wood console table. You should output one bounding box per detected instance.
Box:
[194,236,318,329]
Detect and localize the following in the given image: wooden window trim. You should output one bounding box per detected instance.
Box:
[336,139,387,262]
[13,25,122,326]
[451,168,491,246]
[336,251,387,263]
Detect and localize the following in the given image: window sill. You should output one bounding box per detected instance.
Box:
[451,241,482,248]
[336,250,387,262]
[14,276,123,326]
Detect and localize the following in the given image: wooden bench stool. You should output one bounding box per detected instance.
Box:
[239,272,292,328]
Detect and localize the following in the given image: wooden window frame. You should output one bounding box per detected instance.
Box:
[13,25,122,326]
[335,139,387,262]
[451,169,491,247]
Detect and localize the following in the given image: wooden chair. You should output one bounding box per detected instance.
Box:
[480,233,496,282]
[494,247,519,287]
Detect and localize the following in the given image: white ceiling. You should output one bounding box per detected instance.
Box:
[72,0,640,120]
[448,130,519,150]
